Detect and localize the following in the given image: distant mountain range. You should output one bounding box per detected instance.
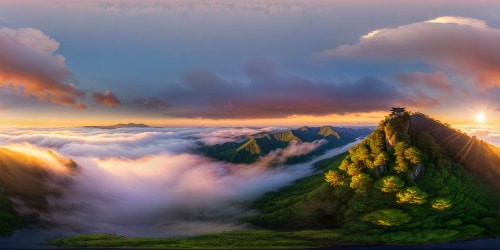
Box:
[200,126,371,164]
[83,123,152,129]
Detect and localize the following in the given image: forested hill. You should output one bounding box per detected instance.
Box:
[410,113,500,191]
[248,111,500,243]
[199,126,371,164]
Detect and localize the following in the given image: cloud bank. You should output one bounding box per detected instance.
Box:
[134,60,436,119]
[0,27,86,108]
[321,16,500,90]
[0,126,354,237]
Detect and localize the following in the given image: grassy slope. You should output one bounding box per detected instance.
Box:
[49,228,492,249]
[49,150,498,248]
[49,115,500,248]
[246,153,347,228]
[0,192,23,237]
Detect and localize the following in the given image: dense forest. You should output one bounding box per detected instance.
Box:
[248,112,500,242]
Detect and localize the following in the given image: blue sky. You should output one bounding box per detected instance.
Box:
[0,0,500,126]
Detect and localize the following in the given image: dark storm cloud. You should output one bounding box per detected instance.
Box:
[134,61,436,119]
[93,90,121,107]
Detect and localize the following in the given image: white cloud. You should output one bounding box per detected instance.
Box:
[0,126,353,237]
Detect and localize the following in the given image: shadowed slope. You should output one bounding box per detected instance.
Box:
[410,113,500,191]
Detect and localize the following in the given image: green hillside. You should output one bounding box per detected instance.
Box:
[200,126,370,164]
[248,112,500,241]
[49,112,500,248]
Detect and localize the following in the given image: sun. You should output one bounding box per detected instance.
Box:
[475,113,486,123]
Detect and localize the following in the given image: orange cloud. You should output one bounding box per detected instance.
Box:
[0,27,86,108]
[93,90,121,107]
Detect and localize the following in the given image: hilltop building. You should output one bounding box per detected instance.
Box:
[390,107,406,117]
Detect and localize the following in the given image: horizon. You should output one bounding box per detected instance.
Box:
[0,1,500,128]
[1,1,500,248]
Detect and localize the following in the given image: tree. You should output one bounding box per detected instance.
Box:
[404,146,422,164]
[374,176,405,193]
[362,209,412,226]
[373,152,388,167]
[346,163,363,176]
[394,142,410,173]
[325,170,345,187]
[431,198,452,210]
[339,159,350,172]
[350,173,373,195]
[397,186,428,205]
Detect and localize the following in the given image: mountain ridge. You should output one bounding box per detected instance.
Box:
[247,111,499,242]
[200,126,371,164]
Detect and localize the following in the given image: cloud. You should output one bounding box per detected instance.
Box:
[93,90,121,107]
[0,27,86,109]
[396,71,452,93]
[191,127,279,145]
[320,16,500,90]
[133,97,170,110]
[0,126,351,237]
[0,143,75,211]
[258,139,326,166]
[134,61,436,119]
[459,127,500,147]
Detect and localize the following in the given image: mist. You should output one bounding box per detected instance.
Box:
[0,126,356,238]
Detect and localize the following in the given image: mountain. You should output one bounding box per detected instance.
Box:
[247,111,500,243]
[410,113,500,191]
[199,126,371,164]
[83,123,151,129]
[0,146,77,236]
[48,113,500,247]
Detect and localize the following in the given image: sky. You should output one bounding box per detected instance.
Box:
[0,0,500,127]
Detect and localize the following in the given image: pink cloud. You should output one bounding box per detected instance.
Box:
[0,27,86,108]
[93,90,121,107]
[396,71,452,93]
[320,16,500,90]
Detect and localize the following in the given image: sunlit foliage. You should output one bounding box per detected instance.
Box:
[325,170,345,187]
[374,176,405,193]
[362,209,412,226]
[397,186,428,205]
[431,198,452,210]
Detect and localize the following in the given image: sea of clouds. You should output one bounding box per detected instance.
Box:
[0,126,360,239]
[457,125,500,147]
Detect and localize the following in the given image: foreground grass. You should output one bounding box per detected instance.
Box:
[49,227,492,249]
[0,193,24,237]
[49,230,341,249]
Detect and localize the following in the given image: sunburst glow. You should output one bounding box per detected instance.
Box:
[476,113,486,123]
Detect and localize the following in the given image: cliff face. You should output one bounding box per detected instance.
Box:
[410,113,500,191]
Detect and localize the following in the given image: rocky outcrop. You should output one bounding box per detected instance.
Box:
[375,163,387,177]
[409,162,425,180]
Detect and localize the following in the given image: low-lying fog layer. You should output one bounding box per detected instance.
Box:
[0,126,359,238]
